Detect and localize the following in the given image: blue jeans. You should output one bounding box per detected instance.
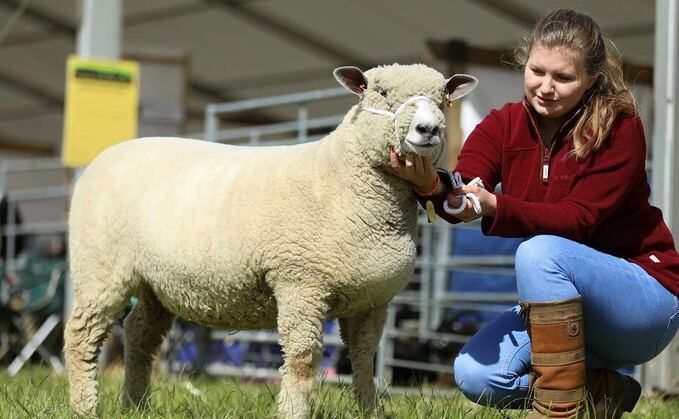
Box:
[453,235,679,408]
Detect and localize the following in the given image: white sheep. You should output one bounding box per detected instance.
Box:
[63,63,477,418]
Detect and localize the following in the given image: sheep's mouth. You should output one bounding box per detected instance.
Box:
[405,139,436,148]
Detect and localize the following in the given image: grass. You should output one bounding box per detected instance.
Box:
[1,366,678,418]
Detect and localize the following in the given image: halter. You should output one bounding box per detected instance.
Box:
[362,95,438,120]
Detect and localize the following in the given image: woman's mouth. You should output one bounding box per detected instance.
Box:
[536,96,558,106]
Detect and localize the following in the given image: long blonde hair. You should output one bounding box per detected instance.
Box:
[514,9,637,158]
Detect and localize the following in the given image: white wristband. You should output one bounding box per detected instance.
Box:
[443,195,467,215]
[442,193,482,215]
[445,172,485,216]
[467,193,482,215]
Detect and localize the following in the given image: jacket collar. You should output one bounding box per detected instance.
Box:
[521,96,584,146]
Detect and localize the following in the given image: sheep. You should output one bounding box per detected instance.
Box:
[63,63,477,418]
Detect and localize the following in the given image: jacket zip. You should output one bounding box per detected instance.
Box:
[523,102,551,183]
[540,141,558,183]
[522,99,582,184]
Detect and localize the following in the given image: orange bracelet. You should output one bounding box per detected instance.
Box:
[413,175,441,197]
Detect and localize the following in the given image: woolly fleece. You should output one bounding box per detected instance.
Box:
[64,63,476,419]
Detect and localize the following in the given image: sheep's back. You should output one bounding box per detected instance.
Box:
[70,138,322,324]
[69,136,418,327]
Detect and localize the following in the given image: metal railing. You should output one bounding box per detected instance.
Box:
[0,158,69,375]
[203,87,350,144]
[0,158,70,301]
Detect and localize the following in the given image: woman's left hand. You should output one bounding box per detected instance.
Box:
[388,148,439,193]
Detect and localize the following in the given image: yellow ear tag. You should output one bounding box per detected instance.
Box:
[426,200,437,223]
[446,97,453,108]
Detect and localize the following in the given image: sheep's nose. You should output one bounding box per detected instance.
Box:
[416,123,439,137]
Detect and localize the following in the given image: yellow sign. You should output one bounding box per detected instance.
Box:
[62,56,139,167]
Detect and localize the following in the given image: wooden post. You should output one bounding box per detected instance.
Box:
[427,40,469,169]
[445,87,464,169]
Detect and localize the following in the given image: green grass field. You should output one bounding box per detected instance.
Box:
[1,366,678,418]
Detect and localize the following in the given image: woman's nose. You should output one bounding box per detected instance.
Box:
[540,79,554,95]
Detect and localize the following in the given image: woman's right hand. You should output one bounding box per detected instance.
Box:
[446,182,496,222]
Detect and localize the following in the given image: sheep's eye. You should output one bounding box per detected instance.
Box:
[377,88,388,98]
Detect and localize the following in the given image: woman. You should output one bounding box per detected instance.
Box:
[391,9,679,418]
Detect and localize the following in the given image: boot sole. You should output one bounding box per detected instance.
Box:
[619,376,642,413]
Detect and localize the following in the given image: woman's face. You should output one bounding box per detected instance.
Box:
[524,45,596,122]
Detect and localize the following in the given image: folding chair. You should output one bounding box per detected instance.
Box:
[2,255,67,376]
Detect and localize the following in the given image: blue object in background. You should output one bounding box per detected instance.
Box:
[447,227,522,321]
[450,226,522,256]
[172,320,338,371]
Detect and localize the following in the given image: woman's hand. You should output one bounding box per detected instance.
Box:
[446,182,497,222]
[389,148,440,193]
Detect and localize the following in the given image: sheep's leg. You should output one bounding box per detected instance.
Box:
[122,287,175,410]
[339,305,388,415]
[64,288,130,417]
[275,288,327,419]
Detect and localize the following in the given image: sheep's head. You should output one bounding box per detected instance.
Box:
[334,64,477,168]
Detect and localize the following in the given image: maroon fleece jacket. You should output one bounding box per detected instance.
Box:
[422,100,679,297]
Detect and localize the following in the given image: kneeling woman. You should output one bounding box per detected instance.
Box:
[390,8,679,418]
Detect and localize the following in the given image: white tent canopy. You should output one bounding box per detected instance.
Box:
[0,0,657,157]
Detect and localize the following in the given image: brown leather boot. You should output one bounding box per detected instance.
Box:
[521,297,586,418]
[586,368,641,418]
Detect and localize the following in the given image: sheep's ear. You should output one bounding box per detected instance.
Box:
[445,74,478,102]
[334,66,368,96]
